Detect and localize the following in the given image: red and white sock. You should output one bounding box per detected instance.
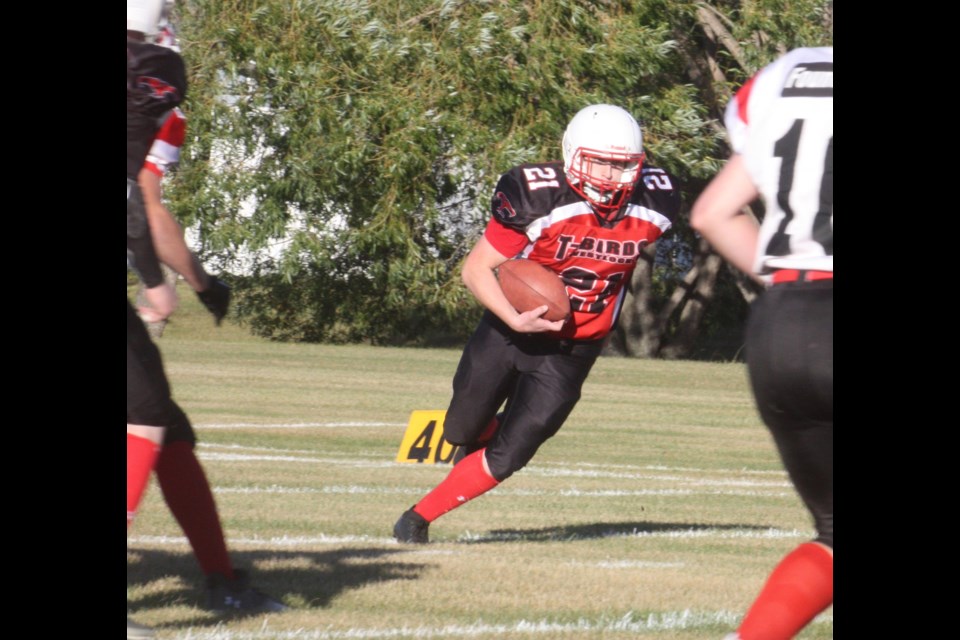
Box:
[736,542,833,640]
[127,433,161,528]
[413,449,499,522]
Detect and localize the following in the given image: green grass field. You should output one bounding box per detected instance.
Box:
[127,287,832,639]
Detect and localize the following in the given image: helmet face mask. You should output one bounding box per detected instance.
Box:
[562,105,645,222]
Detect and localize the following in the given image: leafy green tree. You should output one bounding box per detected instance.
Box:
[168,0,831,356]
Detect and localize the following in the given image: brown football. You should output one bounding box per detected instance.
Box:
[497,259,571,322]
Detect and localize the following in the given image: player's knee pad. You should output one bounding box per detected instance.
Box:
[484,445,539,483]
[442,413,493,446]
[484,413,562,481]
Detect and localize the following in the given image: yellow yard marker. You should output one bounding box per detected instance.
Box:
[395,410,461,464]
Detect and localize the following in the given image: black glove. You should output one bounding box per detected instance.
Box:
[196,277,231,326]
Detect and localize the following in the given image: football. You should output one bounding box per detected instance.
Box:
[497,259,571,322]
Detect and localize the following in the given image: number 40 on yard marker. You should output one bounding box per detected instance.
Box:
[395,410,461,464]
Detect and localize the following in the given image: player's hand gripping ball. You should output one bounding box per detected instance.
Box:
[497,259,571,322]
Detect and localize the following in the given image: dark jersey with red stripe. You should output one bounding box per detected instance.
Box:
[484,161,680,341]
[127,40,187,180]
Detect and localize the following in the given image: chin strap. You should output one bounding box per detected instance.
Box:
[582,183,612,205]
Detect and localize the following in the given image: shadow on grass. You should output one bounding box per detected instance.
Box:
[127,546,428,628]
[460,520,777,543]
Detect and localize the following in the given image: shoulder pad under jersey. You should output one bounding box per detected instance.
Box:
[633,165,681,222]
[491,161,572,232]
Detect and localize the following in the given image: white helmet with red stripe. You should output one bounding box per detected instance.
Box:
[562,104,645,221]
[127,0,168,37]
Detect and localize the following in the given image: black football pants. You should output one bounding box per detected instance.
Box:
[443,312,603,482]
[126,299,196,445]
[746,281,833,548]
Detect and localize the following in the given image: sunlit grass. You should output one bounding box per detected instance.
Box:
[127,282,831,639]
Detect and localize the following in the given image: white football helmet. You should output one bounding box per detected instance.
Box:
[127,0,168,36]
[562,104,645,220]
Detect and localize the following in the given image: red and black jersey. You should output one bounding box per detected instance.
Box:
[127,40,187,180]
[484,161,680,341]
[144,108,186,177]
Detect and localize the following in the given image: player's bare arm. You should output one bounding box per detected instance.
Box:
[462,237,565,333]
[139,168,213,293]
[689,154,763,282]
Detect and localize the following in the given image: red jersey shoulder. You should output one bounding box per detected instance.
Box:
[155,108,187,147]
[491,161,581,232]
[144,108,187,176]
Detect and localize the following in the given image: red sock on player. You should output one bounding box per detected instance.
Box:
[154,441,234,578]
[127,433,161,528]
[737,542,833,640]
[413,448,499,522]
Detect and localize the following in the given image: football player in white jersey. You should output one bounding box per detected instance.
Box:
[690,47,833,640]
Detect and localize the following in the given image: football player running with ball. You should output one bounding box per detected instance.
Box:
[393,104,680,543]
[690,47,833,640]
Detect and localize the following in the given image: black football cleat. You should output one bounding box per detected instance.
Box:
[205,569,287,613]
[394,507,430,543]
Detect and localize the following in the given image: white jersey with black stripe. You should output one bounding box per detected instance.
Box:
[725,47,833,274]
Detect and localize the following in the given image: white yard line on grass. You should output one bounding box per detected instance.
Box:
[129,526,809,549]
[568,560,686,568]
[197,449,789,488]
[169,610,832,638]
[198,443,387,458]
[200,452,400,467]
[522,467,790,487]
[210,484,792,498]
[539,461,787,477]
[195,438,788,480]
[196,422,406,429]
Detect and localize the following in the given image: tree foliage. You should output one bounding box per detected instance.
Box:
[169,0,831,355]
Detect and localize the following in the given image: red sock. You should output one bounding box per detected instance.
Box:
[127,433,161,528]
[413,449,499,522]
[154,441,234,578]
[737,542,833,640]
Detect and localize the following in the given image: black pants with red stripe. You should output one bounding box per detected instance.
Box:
[746,280,833,548]
[443,311,604,482]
